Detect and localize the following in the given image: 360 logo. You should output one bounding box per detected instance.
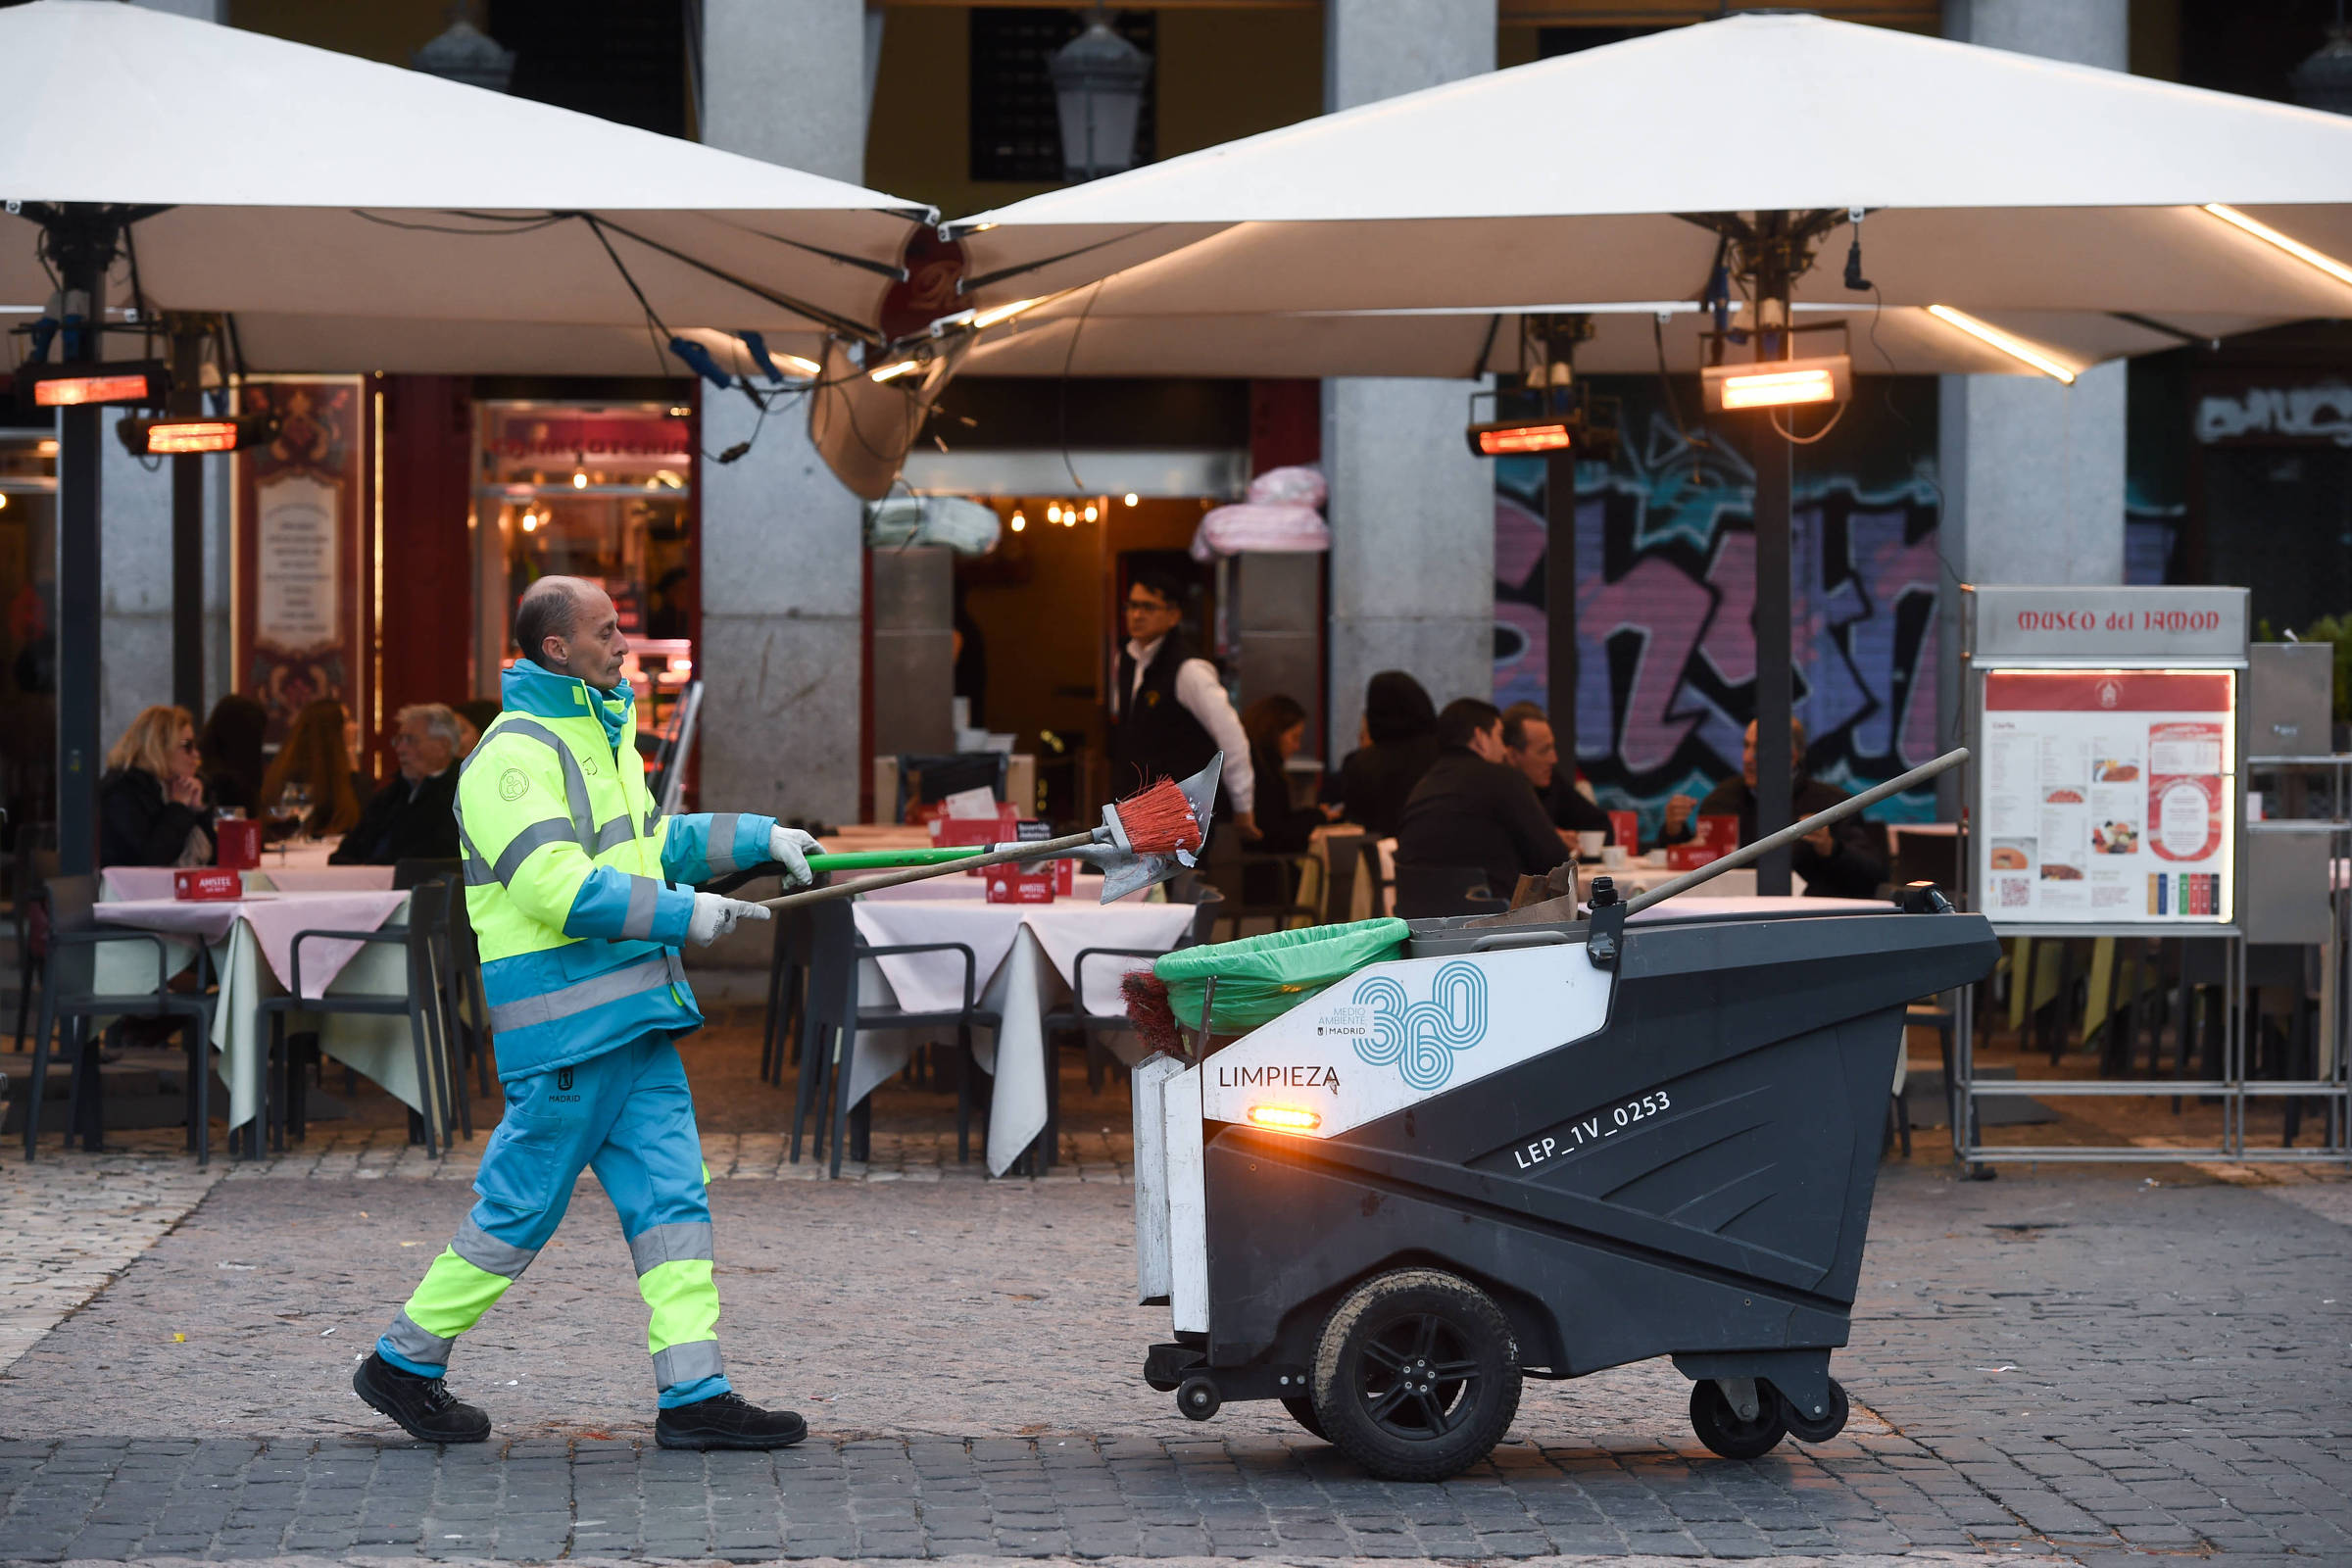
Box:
[1350,961,1488,1091]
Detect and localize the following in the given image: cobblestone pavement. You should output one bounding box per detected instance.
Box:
[0,1154,2347,1564]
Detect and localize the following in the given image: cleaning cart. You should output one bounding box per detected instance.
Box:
[1126,750,1997,1481]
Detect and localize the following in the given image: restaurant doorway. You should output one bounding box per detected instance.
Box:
[469,399,698,736]
[951,492,1217,823]
[0,428,57,834]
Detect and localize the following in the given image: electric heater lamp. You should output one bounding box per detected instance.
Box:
[116,412,279,457]
[1465,416,1574,458]
[1701,353,1852,414]
[20,360,170,410]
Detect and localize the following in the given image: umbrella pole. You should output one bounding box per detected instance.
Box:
[1751,212,1796,895]
[50,205,118,879]
[1544,444,1577,786]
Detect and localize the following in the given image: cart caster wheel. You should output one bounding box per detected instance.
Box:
[1310,1267,1521,1483]
[1280,1396,1327,1441]
[1175,1375,1221,1421]
[1778,1378,1849,1444]
[1690,1379,1788,1460]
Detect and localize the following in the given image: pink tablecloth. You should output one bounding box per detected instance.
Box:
[94,889,413,1000]
[102,864,396,902]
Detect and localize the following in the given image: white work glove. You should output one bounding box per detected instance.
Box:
[688,892,771,947]
[768,825,820,889]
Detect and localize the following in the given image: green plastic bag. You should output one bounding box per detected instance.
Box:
[1152,917,1409,1035]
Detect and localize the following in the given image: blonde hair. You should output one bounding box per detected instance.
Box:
[106,706,195,781]
[261,698,363,836]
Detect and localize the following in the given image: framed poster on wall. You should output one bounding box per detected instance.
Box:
[232,376,376,748]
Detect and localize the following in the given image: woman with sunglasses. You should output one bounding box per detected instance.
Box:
[98,705,217,867]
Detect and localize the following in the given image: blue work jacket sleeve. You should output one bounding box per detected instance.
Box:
[657,811,782,887]
[564,866,697,946]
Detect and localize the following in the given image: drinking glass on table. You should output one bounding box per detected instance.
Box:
[276,781,312,856]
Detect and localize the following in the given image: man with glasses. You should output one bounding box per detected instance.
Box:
[1109,570,1254,835]
[330,703,465,865]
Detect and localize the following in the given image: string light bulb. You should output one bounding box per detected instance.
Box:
[1010,511,1026,532]
[1083,503,1099,522]
[571,470,587,489]
[1123,492,1139,507]
[1047,503,1062,523]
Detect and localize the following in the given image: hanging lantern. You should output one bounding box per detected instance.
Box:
[1049,9,1151,183]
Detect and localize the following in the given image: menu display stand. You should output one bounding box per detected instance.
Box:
[1952,585,2342,1166]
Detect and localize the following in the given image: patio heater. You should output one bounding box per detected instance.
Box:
[1463,315,1618,796]
[1049,7,1151,182]
[1686,209,1854,894]
[14,202,163,876]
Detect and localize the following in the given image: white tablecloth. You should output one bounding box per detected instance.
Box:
[845,881,1197,1175]
[90,889,425,1135]
[101,864,396,902]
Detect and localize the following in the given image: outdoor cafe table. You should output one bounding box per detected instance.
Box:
[91,873,427,1145]
[842,877,1197,1176]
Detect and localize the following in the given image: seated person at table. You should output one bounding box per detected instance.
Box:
[1396,698,1571,901]
[261,698,366,838]
[1659,718,1886,899]
[332,704,465,866]
[1329,670,1441,837]
[1499,701,1612,846]
[198,694,269,817]
[1242,694,1337,857]
[98,705,215,867]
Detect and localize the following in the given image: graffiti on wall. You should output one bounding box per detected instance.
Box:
[1494,378,1945,838]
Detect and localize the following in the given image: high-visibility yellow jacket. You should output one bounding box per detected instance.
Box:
[456,660,777,1081]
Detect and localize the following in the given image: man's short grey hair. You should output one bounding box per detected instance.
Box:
[514,576,588,667]
[398,703,465,752]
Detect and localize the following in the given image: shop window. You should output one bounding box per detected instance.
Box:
[969,8,1156,183]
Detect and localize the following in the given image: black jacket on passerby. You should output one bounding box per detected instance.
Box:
[1661,773,1886,899]
[98,767,214,868]
[330,767,460,866]
[1396,747,1572,900]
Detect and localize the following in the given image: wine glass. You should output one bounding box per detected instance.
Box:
[278,781,312,856]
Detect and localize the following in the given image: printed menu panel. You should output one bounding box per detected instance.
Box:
[1978,669,2234,924]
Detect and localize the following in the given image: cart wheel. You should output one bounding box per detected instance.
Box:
[1689,1379,1788,1461]
[1175,1375,1221,1421]
[1777,1378,1849,1444]
[1310,1268,1521,1483]
[1280,1396,1328,1441]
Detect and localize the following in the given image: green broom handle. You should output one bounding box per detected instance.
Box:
[805,848,991,871]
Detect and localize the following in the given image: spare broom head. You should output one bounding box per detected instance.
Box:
[1121,969,1183,1058]
[1109,775,1204,858]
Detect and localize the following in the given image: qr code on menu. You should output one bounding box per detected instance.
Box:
[1997,877,2031,907]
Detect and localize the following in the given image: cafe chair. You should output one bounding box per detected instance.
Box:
[395,858,493,1101]
[12,828,58,1053]
[1355,837,1397,918]
[1391,860,1507,920]
[1226,853,1321,939]
[256,877,464,1157]
[789,900,1003,1178]
[24,874,217,1163]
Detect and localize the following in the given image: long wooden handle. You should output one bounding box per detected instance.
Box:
[1620,746,1969,915]
[756,830,1101,910]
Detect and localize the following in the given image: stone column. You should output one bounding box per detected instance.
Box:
[1936,0,2131,810]
[1321,0,1497,759]
[697,0,871,828]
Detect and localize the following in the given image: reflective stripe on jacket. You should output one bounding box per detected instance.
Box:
[459,661,778,1080]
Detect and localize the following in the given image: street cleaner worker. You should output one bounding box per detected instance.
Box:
[353,575,819,1450]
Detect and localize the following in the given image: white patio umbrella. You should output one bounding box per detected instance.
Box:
[0,0,936,874]
[941,11,2352,887]
[0,0,931,354]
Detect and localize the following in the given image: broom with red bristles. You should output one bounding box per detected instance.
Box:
[752,759,1216,911]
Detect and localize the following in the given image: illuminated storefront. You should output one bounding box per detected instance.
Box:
[471,400,697,731]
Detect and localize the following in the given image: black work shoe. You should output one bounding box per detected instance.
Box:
[352,1351,491,1444]
[655,1391,808,1450]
